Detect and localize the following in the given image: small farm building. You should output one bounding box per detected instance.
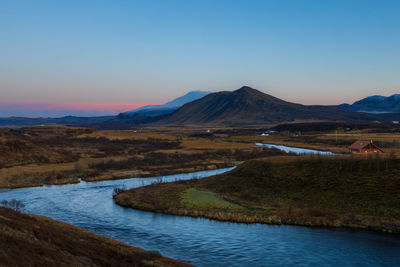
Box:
[348,140,384,154]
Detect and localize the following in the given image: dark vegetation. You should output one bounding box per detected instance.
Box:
[0,116,113,127]
[107,112,171,125]
[268,131,400,150]
[0,199,25,212]
[112,185,127,197]
[2,125,289,187]
[31,136,181,157]
[88,147,287,172]
[21,127,181,159]
[115,156,400,233]
[2,123,399,188]
[271,121,400,133]
[0,127,190,187]
[0,207,191,266]
[0,130,72,168]
[0,126,181,169]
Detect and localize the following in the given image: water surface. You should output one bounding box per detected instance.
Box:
[1,167,399,266]
[256,143,336,155]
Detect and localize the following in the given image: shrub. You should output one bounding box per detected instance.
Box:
[1,199,26,212]
[112,185,127,197]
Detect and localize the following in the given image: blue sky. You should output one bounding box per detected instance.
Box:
[1,0,399,116]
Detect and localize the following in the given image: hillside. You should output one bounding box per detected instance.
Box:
[0,207,190,266]
[340,94,400,113]
[115,156,400,233]
[154,86,399,126]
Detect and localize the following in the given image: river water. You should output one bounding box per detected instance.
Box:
[255,143,337,155]
[1,167,399,266]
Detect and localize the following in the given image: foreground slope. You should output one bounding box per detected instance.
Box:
[0,207,191,266]
[157,86,399,126]
[115,157,400,233]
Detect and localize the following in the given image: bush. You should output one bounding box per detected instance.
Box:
[112,185,127,197]
[1,199,25,212]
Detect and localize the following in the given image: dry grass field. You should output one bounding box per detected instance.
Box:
[1,124,399,188]
[231,130,400,154]
[0,126,277,187]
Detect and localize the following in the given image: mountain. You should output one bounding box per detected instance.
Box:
[127,91,211,116]
[340,94,400,113]
[153,86,399,126]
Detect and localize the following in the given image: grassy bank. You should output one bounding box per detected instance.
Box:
[0,207,191,266]
[115,156,400,233]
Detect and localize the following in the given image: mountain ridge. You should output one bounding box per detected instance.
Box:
[3,87,399,128]
[340,94,400,113]
[151,86,399,126]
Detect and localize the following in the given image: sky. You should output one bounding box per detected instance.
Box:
[1,0,399,117]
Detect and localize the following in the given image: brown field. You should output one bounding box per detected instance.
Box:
[0,207,191,266]
[1,125,399,188]
[231,131,400,154]
[0,126,276,187]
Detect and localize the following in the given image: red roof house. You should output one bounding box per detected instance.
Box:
[348,140,384,154]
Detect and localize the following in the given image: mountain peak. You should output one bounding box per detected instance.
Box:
[238,85,254,90]
[236,86,257,92]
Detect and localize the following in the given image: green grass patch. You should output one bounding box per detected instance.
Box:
[181,188,245,211]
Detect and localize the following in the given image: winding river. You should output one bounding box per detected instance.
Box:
[1,167,399,266]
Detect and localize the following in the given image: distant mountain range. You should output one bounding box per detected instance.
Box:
[111,86,400,127]
[0,91,210,127]
[2,87,399,128]
[340,94,400,113]
[126,91,211,116]
[0,116,113,127]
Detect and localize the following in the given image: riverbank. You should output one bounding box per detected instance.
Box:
[115,156,400,233]
[0,207,191,266]
[1,163,232,189]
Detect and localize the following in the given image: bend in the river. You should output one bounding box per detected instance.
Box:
[1,167,399,266]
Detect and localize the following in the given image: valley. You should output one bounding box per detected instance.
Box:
[4,1,400,265]
[1,122,400,188]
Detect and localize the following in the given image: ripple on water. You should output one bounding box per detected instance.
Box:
[0,168,399,267]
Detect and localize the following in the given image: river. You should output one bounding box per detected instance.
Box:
[255,143,337,155]
[1,167,399,266]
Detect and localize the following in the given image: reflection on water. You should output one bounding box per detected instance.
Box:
[1,167,399,267]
